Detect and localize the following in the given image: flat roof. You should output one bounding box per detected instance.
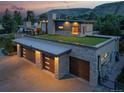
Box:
[54,19,96,24]
[13,37,71,56]
[34,34,109,47]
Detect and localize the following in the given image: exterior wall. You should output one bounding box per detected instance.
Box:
[55,54,69,79]
[96,39,118,79]
[17,36,118,87]
[30,38,98,86]
[26,21,32,28]
[58,54,70,79]
[80,24,93,37]
[55,22,93,37]
[48,14,56,34]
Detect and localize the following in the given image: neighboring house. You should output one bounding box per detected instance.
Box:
[13,13,119,87]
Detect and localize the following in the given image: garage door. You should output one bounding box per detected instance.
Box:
[22,47,35,63]
[43,54,55,73]
[70,57,90,81]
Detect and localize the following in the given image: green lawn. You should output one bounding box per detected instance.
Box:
[34,34,109,46]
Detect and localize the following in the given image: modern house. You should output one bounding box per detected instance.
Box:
[13,13,119,87]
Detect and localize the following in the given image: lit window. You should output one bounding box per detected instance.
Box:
[100,53,108,64]
[72,22,79,35]
[72,22,79,27]
[58,26,64,30]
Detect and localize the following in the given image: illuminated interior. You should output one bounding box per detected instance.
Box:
[72,22,79,35]
[58,26,64,30]
[64,21,70,26]
[35,50,41,58]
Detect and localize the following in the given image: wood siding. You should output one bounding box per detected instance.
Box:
[70,56,90,81]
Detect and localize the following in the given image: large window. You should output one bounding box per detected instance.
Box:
[100,53,109,65]
[72,22,79,35]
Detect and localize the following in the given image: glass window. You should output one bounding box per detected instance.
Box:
[100,53,109,65]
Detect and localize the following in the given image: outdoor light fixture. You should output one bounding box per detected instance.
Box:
[42,20,46,22]
[46,20,48,23]
[64,21,70,26]
[72,22,79,26]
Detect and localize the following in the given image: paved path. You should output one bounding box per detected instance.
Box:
[0,56,92,92]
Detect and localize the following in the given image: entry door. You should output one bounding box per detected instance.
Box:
[43,54,54,73]
[70,57,90,81]
[72,26,79,35]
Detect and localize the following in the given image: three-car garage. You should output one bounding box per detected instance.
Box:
[14,37,90,82]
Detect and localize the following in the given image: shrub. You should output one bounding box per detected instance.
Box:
[117,67,124,83]
[119,40,124,54]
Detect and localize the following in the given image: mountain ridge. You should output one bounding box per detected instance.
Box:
[42,1,124,17]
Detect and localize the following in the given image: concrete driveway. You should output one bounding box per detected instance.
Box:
[0,55,92,92]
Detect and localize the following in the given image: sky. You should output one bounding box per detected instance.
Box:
[0,1,117,15]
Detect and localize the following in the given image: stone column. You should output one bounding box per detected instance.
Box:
[89,56,98,87]
[17,44,21,57]
[35,50,43,69]
[48,13,56,34]
[55,57,59,79]
[80,24,86,37]
[54,54,69,79]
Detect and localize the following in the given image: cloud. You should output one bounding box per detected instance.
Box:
[11,5,25,11]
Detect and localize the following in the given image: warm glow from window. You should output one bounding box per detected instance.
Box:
[17,44,20,48]
[35,50,41,58]
[58,26,64,29]
[17,44,20,52]
[72,22,79,27]
[55,57,59,65]
[72,22,79,35]
[64,21,70,26]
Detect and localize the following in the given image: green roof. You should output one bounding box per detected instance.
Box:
[34,34,109,46]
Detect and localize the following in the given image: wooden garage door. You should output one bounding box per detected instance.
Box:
[43,54,54,73]
[22,47,35,63]
[70,57,90,81]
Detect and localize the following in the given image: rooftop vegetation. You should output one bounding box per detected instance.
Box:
[34,34,109,46]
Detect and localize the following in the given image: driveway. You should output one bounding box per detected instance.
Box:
[0,55,92,92]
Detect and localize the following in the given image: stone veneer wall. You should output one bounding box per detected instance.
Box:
[96,39,118,79]
[17,36,117,87]
[58,54,70,79]
[32,38,98,86]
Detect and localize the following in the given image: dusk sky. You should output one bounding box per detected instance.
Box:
[0,1,117,15]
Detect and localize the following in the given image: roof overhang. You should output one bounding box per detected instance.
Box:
[13,37,71,57]
[54,19,96,24]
